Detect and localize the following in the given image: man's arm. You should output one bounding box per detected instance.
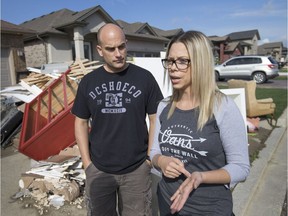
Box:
[74,116,91,169]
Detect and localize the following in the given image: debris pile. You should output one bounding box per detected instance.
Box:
[13,145,86,214]
[1,59,102,213]
[17,60,102,161]
[1,97,23,148]
[1,60,102,103]
[23,60,101,91]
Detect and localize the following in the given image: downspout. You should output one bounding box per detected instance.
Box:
[36,34,48,64]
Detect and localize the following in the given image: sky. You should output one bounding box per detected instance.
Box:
[1,0,287,46]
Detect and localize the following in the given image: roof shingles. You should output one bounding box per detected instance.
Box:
[227,29,260,41]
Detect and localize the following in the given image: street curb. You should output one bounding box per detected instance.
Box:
[232,109,287,215]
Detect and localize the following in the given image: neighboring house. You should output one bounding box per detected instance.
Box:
[116,20,170,57]
[5,3,283,82]
[209,29,260,64]
[209,35,229,64]
[19,5,171,67]
[258,42,285,62]
[223,41,243,60]
[1,20,35,88]
[152,27,184,40]
[227,29,260,55]
[151,26,184,48]
[20,5,116,67]
[209,35,244,64]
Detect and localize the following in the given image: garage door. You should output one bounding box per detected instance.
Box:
[1,48,12,88]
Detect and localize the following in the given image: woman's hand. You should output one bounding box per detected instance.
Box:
[170,171,203,214]
[158,156,190,179]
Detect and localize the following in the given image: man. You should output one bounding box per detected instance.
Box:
[71,23,163,216]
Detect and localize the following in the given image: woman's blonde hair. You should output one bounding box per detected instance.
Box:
[165,30,221,130]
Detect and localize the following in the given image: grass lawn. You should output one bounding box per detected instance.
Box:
[275,76,287,81]
[255,87,287,120]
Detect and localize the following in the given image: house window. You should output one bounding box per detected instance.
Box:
[71,42,92,60]
[84,42,92,60]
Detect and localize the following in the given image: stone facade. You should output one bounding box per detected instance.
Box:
[24,40,47,67]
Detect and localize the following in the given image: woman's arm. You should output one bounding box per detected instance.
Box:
[216,96,250,187]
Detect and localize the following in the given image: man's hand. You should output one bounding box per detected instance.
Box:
[83,160,92,170]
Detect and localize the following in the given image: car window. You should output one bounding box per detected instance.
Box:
[268,57,278,64]
[243,58,261,64]
[242,58,251,64]
[239,58,247,64]
[226,58,241,65]
[252,58,261,64]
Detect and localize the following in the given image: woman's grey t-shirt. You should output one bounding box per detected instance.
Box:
[150,95,250,215]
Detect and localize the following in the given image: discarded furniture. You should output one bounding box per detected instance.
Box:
[19,60,101,161]
[19,69,78,161]
[227,79,276,118]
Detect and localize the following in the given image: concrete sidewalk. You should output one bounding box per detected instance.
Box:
[233,108,287,216]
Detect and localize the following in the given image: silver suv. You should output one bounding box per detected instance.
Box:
[214,56,279,84]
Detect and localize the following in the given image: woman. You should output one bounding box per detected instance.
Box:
[150,31,250,216]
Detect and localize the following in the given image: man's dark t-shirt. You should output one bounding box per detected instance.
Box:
[72,63,163,174]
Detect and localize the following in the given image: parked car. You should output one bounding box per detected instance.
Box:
[214,56,279,84]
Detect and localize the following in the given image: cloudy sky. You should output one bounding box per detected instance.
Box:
[1,0,287,46]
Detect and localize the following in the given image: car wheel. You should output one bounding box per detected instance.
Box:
[252,72,266,84]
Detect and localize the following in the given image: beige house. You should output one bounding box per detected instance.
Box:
[19,5,172,68]
[227,29,260,55]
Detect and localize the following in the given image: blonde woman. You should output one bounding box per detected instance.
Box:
[150,31,250,216]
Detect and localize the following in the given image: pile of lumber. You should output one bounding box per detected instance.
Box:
[19,60,102,97]
[68,59,102,80]
[20,73,54,90]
